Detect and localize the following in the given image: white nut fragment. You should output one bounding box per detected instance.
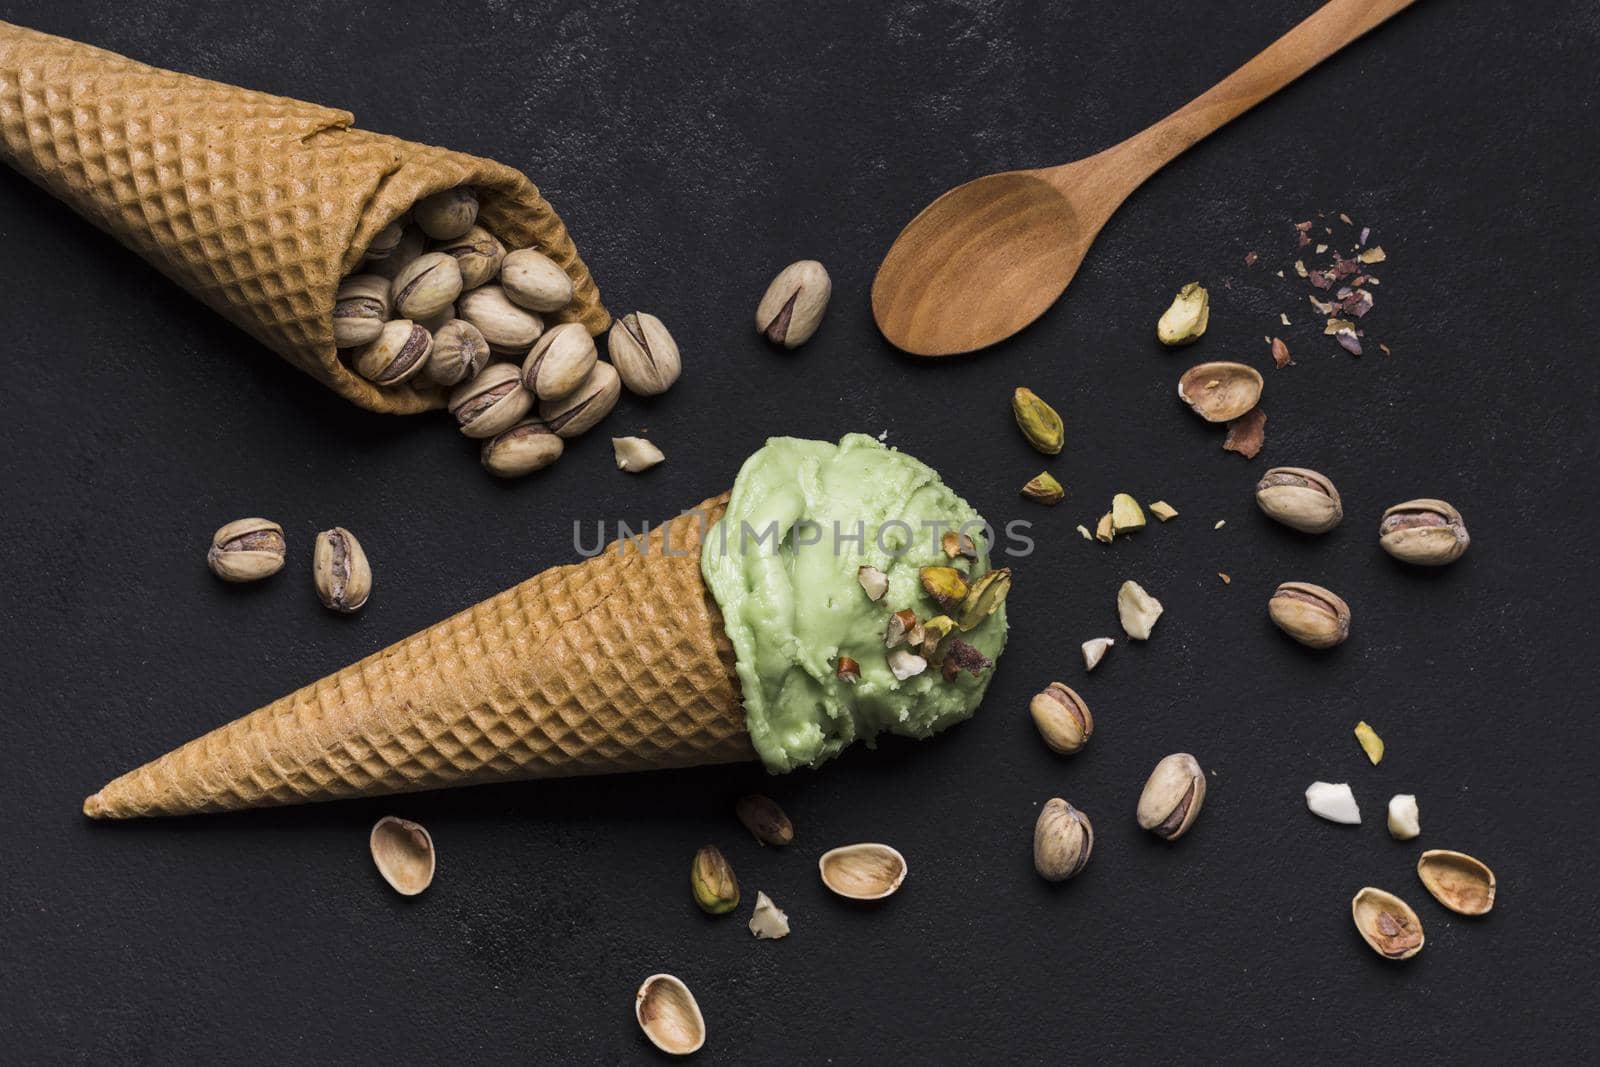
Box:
[612,436,665,472]
[887,648,927,681]
[1116,580,1164,640]
[1305,781,1361,824]
[1081,637,1114,671]
[1387,794,1421,840]
[857,565,888,602]
[748,890,790,939]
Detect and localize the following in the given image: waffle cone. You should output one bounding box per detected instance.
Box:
[0,21,607,414]
[84,495,756,819]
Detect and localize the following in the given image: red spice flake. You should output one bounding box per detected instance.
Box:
[1222,407,1267,459]
[1308,270,1334,290]
[1358,226,1371,246]
[1244,250,1259,267]
[1335,328,1363,356]
[1270,337,1293,368]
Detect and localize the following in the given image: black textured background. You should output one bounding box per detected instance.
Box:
[4,1,1597,1062]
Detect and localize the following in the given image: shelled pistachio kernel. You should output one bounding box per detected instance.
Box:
[207,518,286,582]
[481,419,564,478]
[1012,387,1064,454]
[1030,682,1092,754]
[425,319,490,388]
[1136,753,1206,841]
[1268,581,1351,648]
[1157,281,1209,345]
[413,186,478,240]
[458,285,544,355]
[1378,499,1470,566]
[1021,472,1063,504]
[355,320,433,385]
[1111,493,1145,533]
[435,225,505,289]
[690,845,739,915]
[449,362,533,439]
[332,274,391,348]
[1255,467,1343,533]
[540,361,621,438]
[608,312,682,396]
[390,252,463,322]
[756,259,832,348]
[500,248,575,313]
[312,526,372,613]
[522,322,597,400]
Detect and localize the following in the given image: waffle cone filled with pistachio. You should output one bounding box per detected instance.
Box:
[0,20,606,415]
[85,435,1010,818]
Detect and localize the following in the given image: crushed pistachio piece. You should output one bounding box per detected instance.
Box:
[1157,282,1210,345]
[748,890,790,939]
[1358,246,1386,264]
[919,615,956,659]
[1081,637,1114,671]
[857,565,888,602]
[941,530,977,559]
[1354,721,1385,765]
[1095,512,1114,544]
[885,609,918,648]
[1116,580,1164,641]
[1021,471,1064,505]
[919,566,968,611]
[1214,520,1227,530]
[836,656,861,684]
[956,568,1011,631]
[1111,493,1146,533]
[1076,524,1093,541]
[1148,501,1178,522]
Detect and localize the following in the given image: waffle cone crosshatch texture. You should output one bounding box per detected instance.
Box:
[84,496,755,819]
[0,20,608,413]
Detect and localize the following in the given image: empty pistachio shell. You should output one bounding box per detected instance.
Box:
[608,312,682,396]
[1379,499,1470,566]
[1416,850,1496,915]
[1269,581,1351,649]
[312,526,372,613]
[1255,467,1343,534]
[522,322,598,400]
[1033,798,1093,881]
[369,816,435,896]
[481,419,564,478]
[1136,753,1206,841]
[690,844,739,915]
[1030,682,1093,755]
[412,186,478,241]
[207,517,286,583]
[1177,361,1264,423]
[1157,281,1209,345]
[435,224,506,289]
[735,794,794,846]
[332,274,392,348]
[819,843,907,900]
[500,248,575,313]
[355,320,433,385]
[1351,887,1424,960]
[756,259,831,348]
[635,974,705,1056]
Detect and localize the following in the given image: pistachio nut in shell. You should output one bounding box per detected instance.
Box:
[1177,361,1264,423]
[635,974,706,1056]
[1030,682,1093,755]
[457,284,544,354]
[207,517,286,582]
[332,274,391,348]
[367,224,426,281]
[690,845,739,915]
[819,843,907,900]
[1351,887,1424,960]
[425,319,490,387]
[1416,850,1496,916]
[1269,581,1351,649]
[500,247,575,313]
[1379,499,1470,566]
[312,526,372,613]
[481,420,564,478]
[1012,387,1064,454]
[1136,753,1206,841]
[363,219,404,261]
[1033,798,1093,882]
[355,320,433,385]
[522,321,597,399]
[756,259,831,348]
[540,361,621,438]
[369,816,435,896]
[735,794,794,846]
[1255,467,1343,534]
[390,251,463,322]
[412,185,479,240]
[435,224,506,289]
[608,312,682,396]
[1156,281,1209,345]
[449,362,534,439]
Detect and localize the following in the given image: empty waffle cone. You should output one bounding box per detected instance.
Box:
[84,495,755,819]
[0,21,607,414]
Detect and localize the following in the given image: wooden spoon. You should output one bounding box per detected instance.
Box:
[872,0,1417,356]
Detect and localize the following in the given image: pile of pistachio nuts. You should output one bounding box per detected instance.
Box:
[334,186,681,478]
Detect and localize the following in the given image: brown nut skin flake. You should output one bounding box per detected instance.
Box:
[1351,887,1425,960]
[1222,407,1267,459]
[735,795,795,847]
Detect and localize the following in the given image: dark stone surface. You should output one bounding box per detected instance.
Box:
[3,1,1596,1062]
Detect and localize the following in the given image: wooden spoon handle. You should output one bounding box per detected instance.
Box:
[1074,0,1418,192]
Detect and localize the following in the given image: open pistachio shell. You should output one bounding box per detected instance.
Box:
[635,974,706,1056]
[1417,850,1496,916]
[818,843,907,901]
[369,816,435,896]
[1351,887,1425,960]
[1177,361,1265,423]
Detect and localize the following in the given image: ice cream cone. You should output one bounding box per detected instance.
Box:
[84,495,755,819]
[0,21,606,414]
